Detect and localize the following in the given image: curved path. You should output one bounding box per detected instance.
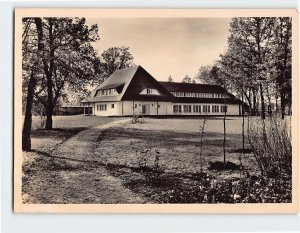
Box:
[28,119,146,204]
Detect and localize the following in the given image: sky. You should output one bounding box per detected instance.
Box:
[86,17,231,82]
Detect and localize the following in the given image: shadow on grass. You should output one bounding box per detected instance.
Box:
[31,127,86,138]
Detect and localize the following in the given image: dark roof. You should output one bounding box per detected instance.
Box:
[84,66,174,103]
[159,81,227,94]
[121,66,175,102]
[82,66,244,105]
[101,83,125,90]
[172,97,243,104]
[85,66,139,102]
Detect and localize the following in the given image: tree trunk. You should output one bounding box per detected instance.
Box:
[45,105,53,129]
[252,89,257,116]
[259,82,265,119]
[43,19,55,130]
[45,74,54,129]
[281,91,285,119]
[22,71,36,151]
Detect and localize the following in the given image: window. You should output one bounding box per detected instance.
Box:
[183,105,192,113]
[203,105,210,113]
[221,106,227,113]
[193,105,202,113]
[147,89,153,94]
[135,104,137,108]
[97,104,107,111]
[173,105,182,113]
[111,104,114,108]
[193,105,200,113]
[212,105,219,113]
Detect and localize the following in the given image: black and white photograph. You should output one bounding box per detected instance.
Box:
[14,9,298,213]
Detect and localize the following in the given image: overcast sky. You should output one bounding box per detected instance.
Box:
[86,18,231,82]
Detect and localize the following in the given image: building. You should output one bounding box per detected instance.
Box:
[81,65,245,116]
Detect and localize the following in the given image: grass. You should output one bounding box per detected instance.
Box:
[22,116,292,204]
[30,115,123,130]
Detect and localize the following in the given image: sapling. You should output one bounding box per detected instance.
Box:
[199,116,207,173]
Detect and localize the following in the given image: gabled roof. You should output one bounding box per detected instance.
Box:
[84,65,174,103]
[84,66,139,102]
[159,81,227,94]
[121,66,175,102]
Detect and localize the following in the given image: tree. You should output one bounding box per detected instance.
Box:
[168,75,174,82]
[182,75,194,83]
[99,46,134,80]
[30,17,100,129]
[22,18,43,150]
[195,66,211,84]
[272,17,292,119]
[219,17,276,119]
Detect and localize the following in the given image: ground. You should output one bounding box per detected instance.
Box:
[22,115,292,204]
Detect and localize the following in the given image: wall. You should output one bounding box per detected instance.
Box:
[94,102,120,116]
[89,101,241,116]
[122,101,173,116]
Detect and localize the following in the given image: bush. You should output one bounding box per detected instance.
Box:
[248,116,292,178]
[160,174,291,203]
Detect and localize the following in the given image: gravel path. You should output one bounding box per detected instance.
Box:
[24,119,146,204]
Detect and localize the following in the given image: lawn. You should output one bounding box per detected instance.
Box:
[28,115,124,149]
[22,116,292,204]
[30,115,124,130]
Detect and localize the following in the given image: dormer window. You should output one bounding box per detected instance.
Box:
[147,89,153,94]
[95,88,118,97]
[140,88,160,95]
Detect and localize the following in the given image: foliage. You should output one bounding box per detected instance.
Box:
[182,75,196,83]
[23,17,100,130]
[99,46,134,80]
[247,116,292,177]
[159,174,291,203]
[134,147,163,185]
[195,65,221,85]
[198,17,292,118]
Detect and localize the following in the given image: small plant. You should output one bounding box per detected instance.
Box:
[199,116,207,173]
[153,149,161,173]
[137,147,151,170]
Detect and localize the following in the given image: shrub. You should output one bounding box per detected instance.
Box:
[247,116,292,178]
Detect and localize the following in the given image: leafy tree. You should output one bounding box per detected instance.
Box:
[182,75,195,83]
[195,66,211,84]
[28,17,100,129]
[272,17,292,119]
[22,18,43,150]
[99,46,134,80]
[219,17,275,118]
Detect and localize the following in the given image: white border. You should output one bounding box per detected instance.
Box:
[1,1,300,233]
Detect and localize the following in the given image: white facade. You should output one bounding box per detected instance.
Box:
[90,101,241,116]
[82,66,243,117]
[94,102,119,116]
[121,101,172,116]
